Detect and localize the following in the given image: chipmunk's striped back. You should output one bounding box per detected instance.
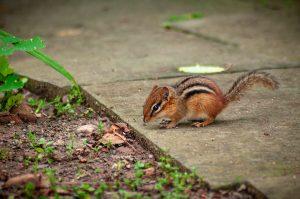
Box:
[173,76,223,100]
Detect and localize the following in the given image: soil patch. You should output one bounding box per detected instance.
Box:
[0,90,255,198]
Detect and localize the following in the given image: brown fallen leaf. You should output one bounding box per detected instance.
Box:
[140,183,155,191]
[102,123,137,152]
[107,124,119,134]
[76,124,97,134]
[56,29,82,37]
[0,169,8,181]
[4,173,48,188]
[78,156,87,163]
[0,112,22,124]
[115,122,130,133]
[100,133,125,145]
[11,103,37,123]
[144,167,155,177]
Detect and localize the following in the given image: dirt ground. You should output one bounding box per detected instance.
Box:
[0,90,255,198]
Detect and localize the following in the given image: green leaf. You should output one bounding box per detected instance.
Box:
[38,138,46,145]
[4,93,24,111]
[0,74,25,92]
[35,147,44,153]
[0,44,14,56]
[27,50,76,84]
[0,36,45,56]
[14,36,45,51]
[163,12,204,28]
[0,35,21,44]
[0,56,14,77]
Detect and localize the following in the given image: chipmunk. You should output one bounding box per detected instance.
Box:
[143,70,279,128]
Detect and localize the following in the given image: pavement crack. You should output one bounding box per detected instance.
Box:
[169,25,239,47]
[101,64,300,84]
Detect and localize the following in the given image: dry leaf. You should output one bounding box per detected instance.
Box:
[4,173,48,188]
[107,124,119,134]
[115,122,130,133]
[76,124,97,134]
[144,167,155,177]
[100,133,125,145]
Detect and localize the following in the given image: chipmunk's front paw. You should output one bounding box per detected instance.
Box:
[160,122,177,129]
[160,119,171,125]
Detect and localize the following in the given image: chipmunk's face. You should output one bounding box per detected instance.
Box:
[143,85,170,123]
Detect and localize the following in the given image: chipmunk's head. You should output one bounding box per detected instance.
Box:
[143,85,176,123]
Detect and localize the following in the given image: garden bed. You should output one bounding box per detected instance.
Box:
[0,84,256,198]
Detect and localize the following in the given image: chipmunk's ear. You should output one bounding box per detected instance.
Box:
[151,85,158,92]
[162,87,170,101]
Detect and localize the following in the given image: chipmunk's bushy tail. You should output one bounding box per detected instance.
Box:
[224,70,279,105]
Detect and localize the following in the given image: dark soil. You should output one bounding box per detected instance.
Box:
[0,91,255,199]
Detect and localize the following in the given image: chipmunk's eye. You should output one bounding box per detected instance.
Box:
[153,104,160,111]
[152,102,162,113]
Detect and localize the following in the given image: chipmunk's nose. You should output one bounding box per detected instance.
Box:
[143,116,149,123]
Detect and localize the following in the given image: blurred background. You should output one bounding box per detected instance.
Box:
[0,0,299,85]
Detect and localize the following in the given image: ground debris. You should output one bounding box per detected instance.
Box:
[76,124,97,134]
[100,132,126,145]
[11,103,37,123]
[3,173,49,188]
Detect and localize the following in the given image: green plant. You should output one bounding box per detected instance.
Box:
[73,183,95,199]
[118,189,143,199]
[27,131,37,147]
[24,182,35,198]
[0,29,82,112]
[154,157,199,199]
[94,168,102,173]
[84,107,95,118]
[27,98,46,113]
[0,56,27,111]
[66,134,75,156]
[123,161,149,191]
[82,138,88,146]
[98,120,104,134]
[92,146,101,153]
[49,86,84,115]
[103,140,113,149]
[0,148,9,160]
[44,168,57,191]
[94,183,108,198]
[163,12,203,28]
[26,132,55,169]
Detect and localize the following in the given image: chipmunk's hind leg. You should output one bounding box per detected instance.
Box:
[186,93,223,128]
[192,117,214,127]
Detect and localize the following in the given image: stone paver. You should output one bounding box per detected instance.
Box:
[2,0,300,198]
[4,0,300,86]
[83,68,300,198]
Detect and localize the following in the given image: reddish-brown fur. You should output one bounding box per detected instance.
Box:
[143,70,279,128]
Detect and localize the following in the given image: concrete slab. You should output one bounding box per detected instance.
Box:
[2,0,299,86]
[83,68,300,198]
[169,4,300,72]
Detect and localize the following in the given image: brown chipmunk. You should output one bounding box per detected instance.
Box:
[143,70,279,128]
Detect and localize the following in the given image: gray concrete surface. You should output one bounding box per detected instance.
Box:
[2,0,300,198]
[84,68,300,198]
